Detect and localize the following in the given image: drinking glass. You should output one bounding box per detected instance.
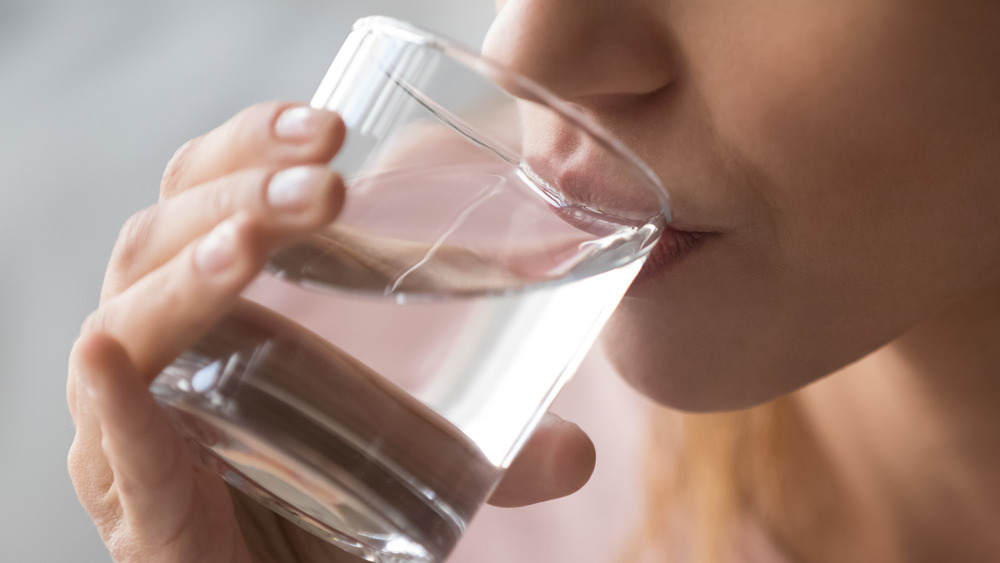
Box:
[150,16,670,563]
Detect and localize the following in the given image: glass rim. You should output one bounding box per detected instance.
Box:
[347,15,672,223]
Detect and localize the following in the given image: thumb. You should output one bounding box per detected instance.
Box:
[487,412,596,508]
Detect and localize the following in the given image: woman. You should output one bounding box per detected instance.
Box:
[67,0,1000,561]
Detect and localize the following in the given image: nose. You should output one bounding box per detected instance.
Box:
[482,0,673,106]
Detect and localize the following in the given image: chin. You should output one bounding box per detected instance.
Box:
[609,354,788,413]
[599,310,836,414]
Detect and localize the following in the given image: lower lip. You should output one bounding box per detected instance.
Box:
[631,228,712,286]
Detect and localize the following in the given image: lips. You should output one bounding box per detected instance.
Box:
[633,226,713,285]
[517,106,714,282]
[526,155,714,284]
[522,155,667,227]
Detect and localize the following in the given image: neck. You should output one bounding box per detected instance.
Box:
[795,283,1000,563]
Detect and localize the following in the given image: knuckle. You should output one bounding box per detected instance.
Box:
[66,378,78,422]
[160,138,200,199]
[211,167,265,220]
[66,350,83,421]
[67,439,117,518]
[244,100,281,120]
[152,260,224,328]
[233,101,283,143]
[110,207,157,276]
[80,309,107,340]
[66,436,83,481]
[218,167,275,221]
[250,100,286,121]
[68,318,106,416]
[147,272,184,316]
[66,438,93,488]
[65,391,127,549]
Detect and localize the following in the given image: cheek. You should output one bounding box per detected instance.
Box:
[720,6,991,204]
[609,1,1000,411]
[704,4,908,208]
[701,1,1000,304]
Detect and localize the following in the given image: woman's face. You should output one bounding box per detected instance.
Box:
[484,0,1000,410]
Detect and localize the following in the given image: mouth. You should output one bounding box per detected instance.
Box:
[633,226,714,286]
[517,115,716,284]
[524,157,716,286]
[520,154,668,238]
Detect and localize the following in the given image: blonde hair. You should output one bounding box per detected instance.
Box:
[626,394,836,563]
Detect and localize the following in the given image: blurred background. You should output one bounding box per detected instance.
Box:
[0,1,650,561]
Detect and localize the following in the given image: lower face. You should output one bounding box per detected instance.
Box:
[569,0,1000,411]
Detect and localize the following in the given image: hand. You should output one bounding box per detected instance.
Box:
[67,102,596,563]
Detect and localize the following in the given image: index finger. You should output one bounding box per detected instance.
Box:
[160,102,345,200]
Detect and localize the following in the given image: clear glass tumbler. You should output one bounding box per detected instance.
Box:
[150,16,670,563]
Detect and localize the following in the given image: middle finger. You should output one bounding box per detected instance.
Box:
[104,165,343,301]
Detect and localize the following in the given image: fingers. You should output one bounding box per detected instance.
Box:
[103,165,344,300]
[70,206,317,553]
[66,101,349,561]
[93,210,307,380]
[69,213,273,522]
[102,101,344,302]
[160,102,345,200]
[102,101,345,303]
[487,413,596,507]
[70,332,198,540]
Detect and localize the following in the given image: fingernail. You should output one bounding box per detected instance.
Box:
[274,106,325,141]
[267,166,325,211]
[195,221,238,275]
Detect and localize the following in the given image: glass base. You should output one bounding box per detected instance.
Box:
[160,397,446,563]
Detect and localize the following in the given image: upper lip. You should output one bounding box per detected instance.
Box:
[518,104,723,239]
[522,143,669,223]
[522,144,719,238]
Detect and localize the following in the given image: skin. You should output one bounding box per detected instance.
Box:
[487,0,1000,411]
[486,0,1000,561]
[69,0,1000,561]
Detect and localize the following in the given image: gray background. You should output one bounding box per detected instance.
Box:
[0,2,650,561]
